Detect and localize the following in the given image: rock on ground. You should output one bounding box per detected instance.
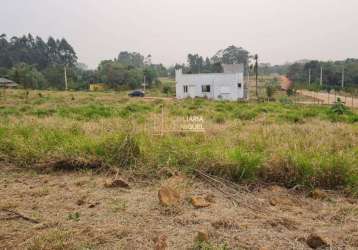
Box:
[158,186,180,207]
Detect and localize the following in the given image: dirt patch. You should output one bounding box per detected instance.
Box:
[1,164,357,249]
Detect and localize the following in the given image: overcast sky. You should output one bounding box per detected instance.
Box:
[1,0,358,68]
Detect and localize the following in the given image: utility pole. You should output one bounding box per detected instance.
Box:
[308,68,311,86]
[341,67,345,89]
[247,66,250,100]
[64,65,68,91]
[254,54,258,98]
[320,66,323,86]
[143,75,146,93]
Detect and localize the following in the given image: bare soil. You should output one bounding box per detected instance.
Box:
[298,90,358,108]
[1,164,358,250]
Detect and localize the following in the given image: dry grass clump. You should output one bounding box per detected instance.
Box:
[26,230,79,250]
[101,134,141,168]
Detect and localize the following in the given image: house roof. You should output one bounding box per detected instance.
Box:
[222,64,244,74]
[0,78,18,87]
[0,77,14,83]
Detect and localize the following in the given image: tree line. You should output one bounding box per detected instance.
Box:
[171,45,250,76]
[0,33,168,90]
[0,35,251,91]
[287,59,358,89]
[0,34,79,89]
[8,34,357,93]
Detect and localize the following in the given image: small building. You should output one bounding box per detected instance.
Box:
[175,64,247,101]
[89,83,109,92]
[0,78,18,88]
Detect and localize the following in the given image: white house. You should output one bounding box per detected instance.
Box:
[175,64,247,101]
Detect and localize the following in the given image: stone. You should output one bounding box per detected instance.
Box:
[196,230,209,242]
[104,178,130,189]
[306,233,329,249]
[268,185,287,193]
[191,196,211,208]
[269,196,294,207]
[309,189,327,200]
[158,186,180,206]
[88,202,100,208]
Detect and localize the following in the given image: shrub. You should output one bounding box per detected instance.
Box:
[279,96,293,105]
[30,109,56,118]
[286,88,295,96]
[266,84,276,100]
[101,134,140,168]
[234,109,258,120]
[347,114,358,123]
[206,148,264,182]
[213,114,226,124]
[58,104,114,120]
[330,98,350,115]
[279,112,304,123]
[228,148,263,181]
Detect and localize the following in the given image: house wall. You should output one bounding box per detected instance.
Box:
[175,69,245,101]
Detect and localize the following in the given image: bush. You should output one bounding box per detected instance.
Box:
[58,105,114,120]
[234,109,258,120]
[266,84,276,100]
[279,112,304,123]
[213,114,226,124]
[101,134,140,168]
[279,96,293,105]
[330,98,349,115]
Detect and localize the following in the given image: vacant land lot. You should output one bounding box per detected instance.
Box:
[2,164,358,249]
[1,90,358,249]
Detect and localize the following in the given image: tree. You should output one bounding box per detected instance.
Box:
[187,54,204,73]
[150,64,168,77]
[74,63,97,87]
[287,63,305,83]
[47,37,60,65]
[118,51,144,68]
[266,84,276,100]
[58,38,77,66]
[143,68,157,85]
[304,60,320,84]
[8,63,46,89]
[0,33,78,86]
[43,65,65,89]
[97,60,143,89]
[126,69,143,89]
[212,45,249,67]
[144,54,152,66]
[287,59,358,88]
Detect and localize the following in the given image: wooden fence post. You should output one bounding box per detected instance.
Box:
[161,105,164,136]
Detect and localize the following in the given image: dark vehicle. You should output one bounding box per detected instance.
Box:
[128,90,145,97]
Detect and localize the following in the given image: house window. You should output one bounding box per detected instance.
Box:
[201,85,211,93]
[183,85,188,93]
[238,83,242,88]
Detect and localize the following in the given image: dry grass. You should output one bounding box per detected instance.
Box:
[1,90,358,193]
[1,165,357,249]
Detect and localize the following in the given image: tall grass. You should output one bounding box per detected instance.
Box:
[1,90,358,193]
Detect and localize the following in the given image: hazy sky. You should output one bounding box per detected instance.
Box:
[1,0,358,68]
